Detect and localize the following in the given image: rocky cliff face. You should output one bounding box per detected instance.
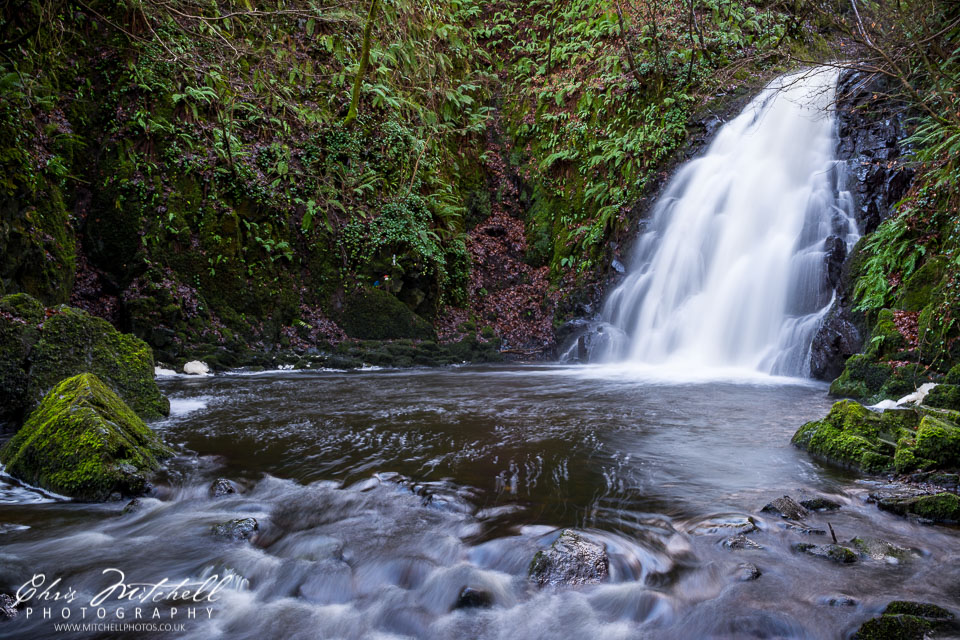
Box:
[809,69,915,380]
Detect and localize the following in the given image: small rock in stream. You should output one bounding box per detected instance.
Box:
[690,515,757,535]
[799,497,841,512]
[761,496,809,520]
[722,534,764,551]
[454,586,493,609]
[0,594,19,620]
[212,517,259,542]
[529,529,609,587]
[210,478,238,498]
[732,563,762,582]
[792,542,857,564]
[849,536,915,563]
[121,498,143,515]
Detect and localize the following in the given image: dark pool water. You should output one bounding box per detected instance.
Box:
[1,364,958,639]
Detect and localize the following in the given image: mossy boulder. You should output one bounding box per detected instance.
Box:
[792,400,912,472]
[339,287,434,341]
[793,399,960,475]
[0,293,45,426]
[0,374,173,501]
[28,306,169,419]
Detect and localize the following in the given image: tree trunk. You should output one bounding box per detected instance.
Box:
[343,0,380,126]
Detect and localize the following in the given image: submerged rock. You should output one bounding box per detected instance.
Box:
[454,586,493,609]
[792,542,857,564]
[528,530,609,587]
[851,600,954,640]
[210,478,238,498]
[212,517,259,542]
[761,496,809,520]
[0,374,173,501]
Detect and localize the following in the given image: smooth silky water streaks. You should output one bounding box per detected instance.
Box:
[590,68,858,376]
[2,367,959,639]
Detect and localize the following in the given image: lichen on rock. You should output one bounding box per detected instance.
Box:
[0,373,173,501]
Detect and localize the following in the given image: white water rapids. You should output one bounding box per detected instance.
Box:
[587,69,858,376]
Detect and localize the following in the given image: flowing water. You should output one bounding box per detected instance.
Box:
[2,71,958,639]
[1,367,959,639]
[588,68,858,376]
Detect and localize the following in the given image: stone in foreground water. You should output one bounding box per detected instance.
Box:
[529,530,609,587]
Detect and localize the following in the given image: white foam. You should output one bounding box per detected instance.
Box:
[183,360,211,376]
[169,396,210,416]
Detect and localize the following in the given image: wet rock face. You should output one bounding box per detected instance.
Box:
[835,70,914,235]
[810,301,862,381]
[528,530,609,587]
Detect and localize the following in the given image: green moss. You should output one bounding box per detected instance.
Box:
[852,615,933,640]
[945,364,960,386]
[792,400,890,471]
[896,258,945,312]
[867,309,906,358]
[0,186,76,306]
[924,384,960,411]
[830,355,894,400]
[0,374,173,501]
[877,492,960,523]
[912,415,960,468]
[339,287,434,341]
[883,602,953,620]
[28,307,169,419]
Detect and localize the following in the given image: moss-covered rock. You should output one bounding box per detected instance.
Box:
[829,354,894,400]
[0,374,173,501]
[876,492,960,523]
[339,287,434,341]
[912,415,960,469]
[792,400,904,472]
[0,293,45,426]
[28,306,169,419]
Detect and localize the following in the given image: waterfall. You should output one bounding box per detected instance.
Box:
[586,69,857,376]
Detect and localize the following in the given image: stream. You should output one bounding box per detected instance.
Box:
[1,365,958,639]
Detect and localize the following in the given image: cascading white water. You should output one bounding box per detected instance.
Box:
[591,69,858,376]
